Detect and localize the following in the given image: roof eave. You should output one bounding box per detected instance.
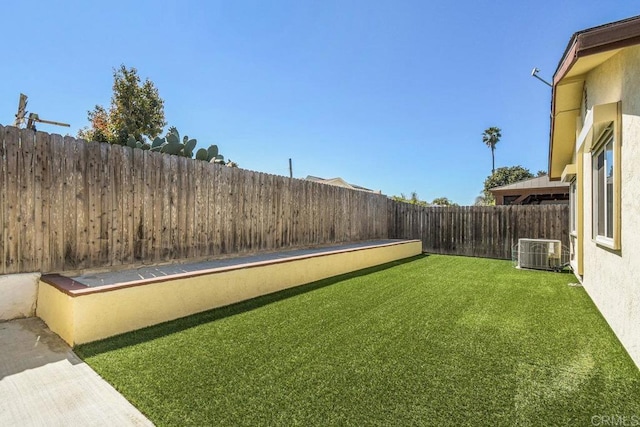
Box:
[549,15,640,179]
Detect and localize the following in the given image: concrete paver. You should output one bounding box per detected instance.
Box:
[0,318,153,426]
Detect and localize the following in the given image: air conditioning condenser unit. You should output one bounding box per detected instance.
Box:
[516,238,562,271]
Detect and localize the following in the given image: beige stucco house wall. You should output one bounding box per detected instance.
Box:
[549,17,640,368]
[580,46,640,368]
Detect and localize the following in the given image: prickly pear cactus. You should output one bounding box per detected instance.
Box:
[195,148,208,161]
[126,126,232,166]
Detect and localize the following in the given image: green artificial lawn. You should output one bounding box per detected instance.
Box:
[76,255,640,426]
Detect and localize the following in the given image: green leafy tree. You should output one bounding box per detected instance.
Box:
[474,195,489,206]
[537,170,548,177]
[78,65,166,145]
[482,127,502,174]
[482,165,534,205]
[391,192,429,207]
[432,197,458,207]
[79,105,110,143]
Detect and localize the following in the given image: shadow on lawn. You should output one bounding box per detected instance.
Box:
[76,254,429,357]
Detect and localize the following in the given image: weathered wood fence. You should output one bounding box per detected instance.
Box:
[387,202,569,259]
[0,126,569,274]
[0,126,387,274]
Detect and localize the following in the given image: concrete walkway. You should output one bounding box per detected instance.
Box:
[0,318,153,426]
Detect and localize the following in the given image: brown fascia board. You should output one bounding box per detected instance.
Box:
[549,15,640,178]
[554,15,640,84]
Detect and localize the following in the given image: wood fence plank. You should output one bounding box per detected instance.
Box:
[33,132,48,271]
[47,134,64,271]
[276,174,283,248]
[241,167,249,251]
[193,160,205,257]
[150,152,162,261]
[286,176,294,246]
[132,148,144,262]
[308,181,314,244]
[255,172,263,251]
[272,174,280,249]
[184,157,196,259]
[226,166,234,253]
[168,155,179,259]
[99,143,111,266]
[258,173,266,250]
[203,161,212,255]
[86,141,101,267]
[161,154,172,260]
[202,161,211,255]
[276,175,284,248]
[3,127,20,273]
[219,165,228,254]
[301,178,308,244]
[226,165,235,254]
[111,146,125,266]
[254,172,262,250]
[216,165,226,254]
[236,167,244,251]
[300,180,312,246]
[61,136,77,270]
[121,146,134,264]
[215,165,224,255]
[261,172,268,250]
[142,150,154,261]
[241,171,249,251]
[18,129,36,271]
[184,158,193,257]
[243,170,252,251]
[209,164,219,255]
[72,139,89,269]
[292,177,300,245]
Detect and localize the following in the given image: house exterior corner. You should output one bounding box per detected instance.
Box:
[549,16,640,369]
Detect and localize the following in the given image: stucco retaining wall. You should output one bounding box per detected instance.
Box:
[37,240,422,346]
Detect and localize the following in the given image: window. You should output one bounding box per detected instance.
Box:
[592,124,615,244]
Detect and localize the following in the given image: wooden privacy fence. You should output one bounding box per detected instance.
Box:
[387,202,569,259]
[0,125,388,274]
[0,125,570,274]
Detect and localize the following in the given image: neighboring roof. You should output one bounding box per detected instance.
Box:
[549,15,640,178]
[305,176,381,194]
[489,175,569,193]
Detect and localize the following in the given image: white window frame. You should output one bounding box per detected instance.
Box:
[591,124,615,248]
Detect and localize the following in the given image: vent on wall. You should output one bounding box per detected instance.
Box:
[516,239,563,271]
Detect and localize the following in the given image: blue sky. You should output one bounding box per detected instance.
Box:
[1,1,638,205]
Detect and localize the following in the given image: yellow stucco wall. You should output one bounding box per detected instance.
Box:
[37,241,422,346]
[36,282,75,345]
[575,46,640,368]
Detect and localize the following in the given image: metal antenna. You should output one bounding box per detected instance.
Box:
[14,93,28,127]
[531,68,552,87]
[13,93,70,130]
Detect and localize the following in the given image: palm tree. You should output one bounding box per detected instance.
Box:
[482,127,502,174]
